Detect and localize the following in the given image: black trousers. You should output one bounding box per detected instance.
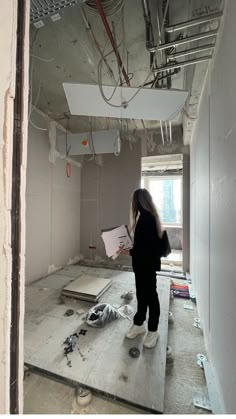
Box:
[133,268,160,332]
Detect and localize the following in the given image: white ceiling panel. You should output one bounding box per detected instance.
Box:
[63,83,188,121]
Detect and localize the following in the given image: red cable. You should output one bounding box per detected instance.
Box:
[94,0,130,86]
[66,162,72,177]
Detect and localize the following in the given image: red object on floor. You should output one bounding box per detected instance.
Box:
[170,282,190,298]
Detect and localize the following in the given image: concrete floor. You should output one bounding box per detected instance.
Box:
[24,291,211,414]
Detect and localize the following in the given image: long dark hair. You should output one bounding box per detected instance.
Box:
[130,188,162,238]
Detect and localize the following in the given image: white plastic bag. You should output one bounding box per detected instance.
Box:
[86,303,120,328]
[118,304,134,319]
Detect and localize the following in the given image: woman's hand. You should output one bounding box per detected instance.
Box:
[118,245,130,255]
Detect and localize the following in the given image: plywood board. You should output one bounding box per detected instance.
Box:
[25,266,170,413]
[63,83,188,121]
[62,275,112,302]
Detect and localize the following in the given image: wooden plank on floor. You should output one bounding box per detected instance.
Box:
[24,268,170,413]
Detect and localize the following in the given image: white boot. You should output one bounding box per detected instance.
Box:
[143,331,160,348]
[126,324,146,339]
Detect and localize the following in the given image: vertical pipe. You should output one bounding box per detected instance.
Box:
[160,120,165,145]
[169,121,172,144]
[165,121,169,142]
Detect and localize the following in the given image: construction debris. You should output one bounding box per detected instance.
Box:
[193,317,201,328]
[64,309,75,317]
[86,302,120,327]
[190,295,197,303]
[129,347,140,358]
[170,279,190,298]
[168,311,174,323]
[76,387,92,407]
[193,391,212,411]
[76,309,85,316]
[166,345,173,363]
[197,353,207,368]
[121,291,134,301]
[64,333,79,355]
[184,304,193,310]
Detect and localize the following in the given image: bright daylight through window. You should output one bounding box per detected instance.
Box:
[141,177,182,225]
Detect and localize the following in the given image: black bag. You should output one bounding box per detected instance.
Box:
[160,230,171,257]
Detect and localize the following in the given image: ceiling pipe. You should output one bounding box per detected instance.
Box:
[167,44,215,60]
[160,121,165,145]
[94,0,130,85]
[157,29,218,51]
[165,10,223,33]
[154,55,212,73]
[169,121,172,144]
[164,121,169,143]
[141,0,155,52]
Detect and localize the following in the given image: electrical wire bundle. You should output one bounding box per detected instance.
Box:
[85,0,125,16]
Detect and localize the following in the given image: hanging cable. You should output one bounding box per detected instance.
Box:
[96,0,171,109]
[85,0,125,17]
[80,7,114,78]
[65,118,72,177]
[29,119,48,131]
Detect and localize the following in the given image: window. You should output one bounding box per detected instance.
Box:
[142,176,182,225]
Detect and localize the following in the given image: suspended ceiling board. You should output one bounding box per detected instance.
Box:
[63,83,188,121]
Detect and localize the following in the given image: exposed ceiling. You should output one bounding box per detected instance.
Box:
[29,0,223,146]
[142,154,183,171]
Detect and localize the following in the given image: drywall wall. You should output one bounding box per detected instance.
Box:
[190,78,210,347]
[182,154,190,272]
[26,112,81,283]
[190,0,236,412]
[80,140,141,259]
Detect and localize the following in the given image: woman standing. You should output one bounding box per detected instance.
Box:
[120,188,163,349]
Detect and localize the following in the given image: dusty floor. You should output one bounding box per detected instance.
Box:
[24,276,211,415]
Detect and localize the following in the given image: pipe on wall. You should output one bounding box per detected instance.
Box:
[158,29,218,51]
[141,0,155,52]
[167,44,215,60]
[154,55,212,73]
[165,10,223,33]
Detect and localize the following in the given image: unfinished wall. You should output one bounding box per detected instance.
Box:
[0,0,30,412]
[0,1,17,412]
[26,112,81,283]
[80,140,141,259]
[191,0,236,412]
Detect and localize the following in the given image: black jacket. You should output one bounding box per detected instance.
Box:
[130,208,161,272]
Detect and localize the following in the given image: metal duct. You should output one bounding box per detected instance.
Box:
[30,0,84,23]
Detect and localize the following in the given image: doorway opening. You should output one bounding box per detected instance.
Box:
[141,154,183,272]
